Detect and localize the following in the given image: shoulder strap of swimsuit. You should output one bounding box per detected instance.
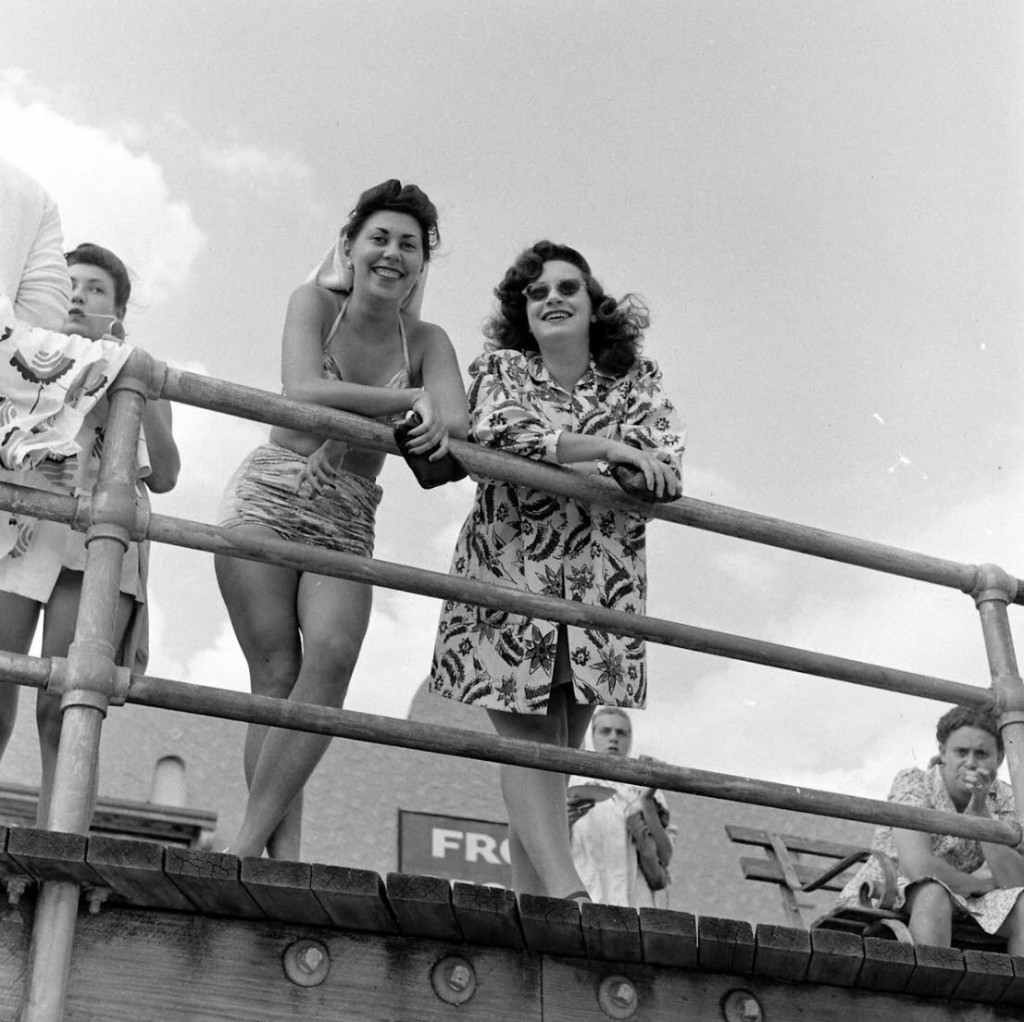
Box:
[322,298,348,351]
[398,313,411,370]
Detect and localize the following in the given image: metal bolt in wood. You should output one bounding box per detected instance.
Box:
[722,989,763,1022]
[431,956,476,1005]
[282,939,330,987]
[598,975,638,1019]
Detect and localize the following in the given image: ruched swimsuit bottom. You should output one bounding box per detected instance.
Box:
[218,442,382,557]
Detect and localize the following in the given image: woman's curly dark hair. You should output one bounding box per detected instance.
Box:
[342,179,440,260]
[935,705,1003,756]
[483,241,649,377]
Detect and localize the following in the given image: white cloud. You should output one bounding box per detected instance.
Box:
[198,141,312,196]
[0,91,206,308]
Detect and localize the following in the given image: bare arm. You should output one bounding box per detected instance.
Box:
[893,828,996,897]
[141,399,179,493]
[416,326,468,439]
[967,776,1024,887]
[280,284,422,417]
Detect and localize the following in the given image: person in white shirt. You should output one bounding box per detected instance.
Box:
[0,160,72,763]
[568,707,675,907]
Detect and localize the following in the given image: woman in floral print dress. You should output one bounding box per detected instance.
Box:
[838,705,1024,953]
[431,241,685,900]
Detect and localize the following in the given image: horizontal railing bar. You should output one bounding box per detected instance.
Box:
[0,480,994,707]
[0,648,1014,844]
[0,482,78,525]
[145,510,992,708]
[121,673,1020,846]
[159,367,1023,603]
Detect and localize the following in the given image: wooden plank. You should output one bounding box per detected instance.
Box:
[696,915,754,974]
[6,827,104,886]
[806,928,863,986]
[857,936,915,993]
[999,955,1024,1006]
[0,826,34,884]
[954,949,1014,1003]
[240,858,331,927]
[903,944,965,998]
[580,902,642,963]
[309,863,396,933]
[86,836,194,911]
[163,847,264,919]
[385,872,462,941]
[517,894,585,958]
[753,923,811,982]
[638,908,697,969]
[451,882,523,948]
[740,855,850,891]
[726,825,865,859]
[62,907,543,1022]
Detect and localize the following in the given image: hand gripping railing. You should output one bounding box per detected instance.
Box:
[2,350,1022,1021]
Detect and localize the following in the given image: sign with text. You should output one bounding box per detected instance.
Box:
[398,810,512,888]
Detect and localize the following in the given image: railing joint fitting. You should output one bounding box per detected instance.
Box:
[971,563,1018,606]
[113,349,163,400]
[49,640,125,710]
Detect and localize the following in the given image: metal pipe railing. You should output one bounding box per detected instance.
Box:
[0,484,995,709]
[0,653,1014,845]
[160,366,1024,603]
[6,351,1024,1022]
[21,355,150,1022]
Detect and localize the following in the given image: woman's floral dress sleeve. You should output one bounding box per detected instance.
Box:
[468,351,561,464]
[616,358,686,486]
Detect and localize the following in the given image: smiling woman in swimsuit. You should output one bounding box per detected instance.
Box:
[216,180,467,859]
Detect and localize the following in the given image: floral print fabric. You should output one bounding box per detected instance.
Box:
[430,348,685,714]
[838,765,1024,934]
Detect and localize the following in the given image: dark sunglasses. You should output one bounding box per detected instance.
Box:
[522,278,588,303]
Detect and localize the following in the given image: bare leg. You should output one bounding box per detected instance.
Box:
[997,892,1024,956]
[0,593,42,762]
[215,535,304,857]
[36,570,133,826]
[228,570,372,858]
[904,880,954,947]
[486,632,595,898]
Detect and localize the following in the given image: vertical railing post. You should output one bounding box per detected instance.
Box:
[21,350,154,1022]
[972,564,1024,829]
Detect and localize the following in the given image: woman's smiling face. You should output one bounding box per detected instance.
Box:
[346,210,425,304]
[524,259,592,349]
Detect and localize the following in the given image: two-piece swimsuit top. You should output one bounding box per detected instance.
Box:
[320,299,412,426]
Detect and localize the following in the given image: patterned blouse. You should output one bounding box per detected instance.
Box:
[429,348,685,714]
[839,764,1024,928]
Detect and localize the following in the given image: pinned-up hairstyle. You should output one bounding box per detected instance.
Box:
[341,179,440,260]
[484,240,650,377]
[65,242,131,317]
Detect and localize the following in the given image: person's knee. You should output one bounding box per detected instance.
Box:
[302,631,363,676]
[245,649,302,698]
[908,881,954,924]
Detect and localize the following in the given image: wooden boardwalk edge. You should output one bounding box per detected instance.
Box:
[3,826,1024,1013]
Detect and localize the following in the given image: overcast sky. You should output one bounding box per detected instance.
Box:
[2,1,1022,802]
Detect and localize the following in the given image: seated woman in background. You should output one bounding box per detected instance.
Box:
[837,705,1024,953]
[0,242,179,824]
[431,240,684,901]
[216,180,467,860]
[567,707,674,907]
